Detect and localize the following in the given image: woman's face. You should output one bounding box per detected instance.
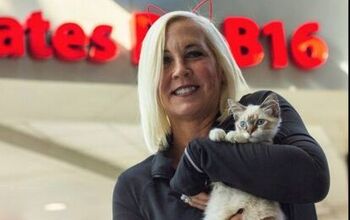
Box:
[158,18,223,122]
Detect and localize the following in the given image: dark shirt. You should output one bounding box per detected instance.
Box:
[113,90,330,220]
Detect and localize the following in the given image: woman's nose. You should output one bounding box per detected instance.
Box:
[172,60,190,79]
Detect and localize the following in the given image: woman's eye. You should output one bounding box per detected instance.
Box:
[186,51,203,58]
[239,121,247,129]
[256,119,265,126]
[163,56,172,65]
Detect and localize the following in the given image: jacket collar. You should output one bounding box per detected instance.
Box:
[151,112,225,180]
[151,150,175,179]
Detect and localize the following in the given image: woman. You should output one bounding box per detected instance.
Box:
[113,11,330,220]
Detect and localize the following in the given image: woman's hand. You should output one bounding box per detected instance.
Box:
[181,192,209,210]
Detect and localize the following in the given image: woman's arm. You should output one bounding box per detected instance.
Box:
[113,173,144,220]
[170,90,330,204]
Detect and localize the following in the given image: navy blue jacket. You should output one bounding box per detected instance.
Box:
[113,90,330,220]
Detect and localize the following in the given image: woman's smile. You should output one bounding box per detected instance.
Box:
[172,85,200,96]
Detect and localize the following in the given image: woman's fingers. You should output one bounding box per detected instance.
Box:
[187,199,207,210]
[181,192,209,210]
[191,192,209,203]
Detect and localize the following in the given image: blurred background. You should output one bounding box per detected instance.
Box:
[0,0,348,219]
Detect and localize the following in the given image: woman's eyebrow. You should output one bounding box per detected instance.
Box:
[185,44,201,50]
[163,44,202,54]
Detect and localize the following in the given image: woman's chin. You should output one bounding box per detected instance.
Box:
[170,107,214,122]
[171,110,200,120]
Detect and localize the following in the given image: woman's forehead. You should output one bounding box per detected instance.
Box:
[165,19,207,47]
[166,18,203,33]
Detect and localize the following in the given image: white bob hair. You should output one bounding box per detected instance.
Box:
[137,11,249,153]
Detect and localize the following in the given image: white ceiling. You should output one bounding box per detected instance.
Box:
[0,140,115,220]
[0,79,139,123]
[0,120,150,220]
[0,78,150,220]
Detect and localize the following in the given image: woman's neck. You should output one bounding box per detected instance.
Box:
[168,112,218,167]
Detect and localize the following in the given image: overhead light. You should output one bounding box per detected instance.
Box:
[0,1,14,13]
[339,62,348,75]
[36,0,132,49]
[288,85,297,92]
[44,202,67,211]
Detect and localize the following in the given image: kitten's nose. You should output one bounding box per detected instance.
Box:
[248,127,256,134]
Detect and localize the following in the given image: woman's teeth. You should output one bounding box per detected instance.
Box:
[174,86,197,96]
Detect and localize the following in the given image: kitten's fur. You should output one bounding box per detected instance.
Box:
[204,94,285,220]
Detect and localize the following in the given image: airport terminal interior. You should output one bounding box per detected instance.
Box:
[0,0,348,219]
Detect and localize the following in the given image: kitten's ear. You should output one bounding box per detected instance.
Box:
[227,99,246,120]
[261,93,280,117]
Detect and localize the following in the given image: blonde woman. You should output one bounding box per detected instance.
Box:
[113,11,329,220]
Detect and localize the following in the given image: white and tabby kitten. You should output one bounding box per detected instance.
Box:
[205,93,285,220]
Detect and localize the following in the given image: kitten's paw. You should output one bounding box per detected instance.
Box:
[234,133,249,143]
[209,128,226,141]
[226,131,249,143]
[225,131,237,143]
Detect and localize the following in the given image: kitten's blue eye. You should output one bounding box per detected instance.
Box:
[256,119,266,126]
[239,121,247,129]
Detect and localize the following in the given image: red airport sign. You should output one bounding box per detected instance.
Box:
[0,11,117,63]
[0,11,328,70]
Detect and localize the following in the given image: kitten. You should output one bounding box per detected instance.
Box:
[204,93,285,220]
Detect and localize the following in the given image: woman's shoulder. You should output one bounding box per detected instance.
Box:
[113,155,155,211]
[239,90,285,105]
[117,154,155,184]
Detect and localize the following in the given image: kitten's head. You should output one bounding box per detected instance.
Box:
[228,93,281,143]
